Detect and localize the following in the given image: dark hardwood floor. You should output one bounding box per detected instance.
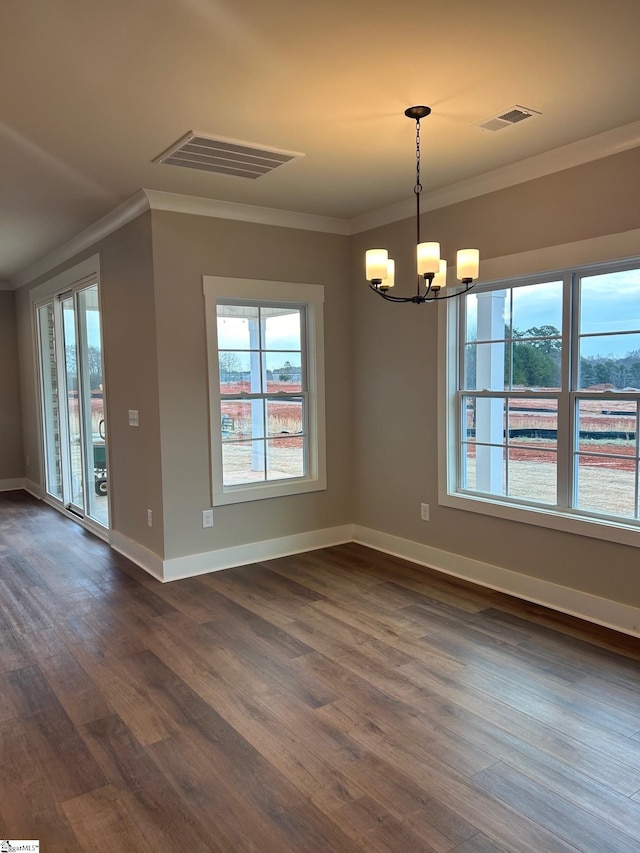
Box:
[1,490,640,851]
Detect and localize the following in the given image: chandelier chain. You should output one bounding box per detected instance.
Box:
[414,119,422,195]
[414,118,422,261]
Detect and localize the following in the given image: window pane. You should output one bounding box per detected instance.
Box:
[220,404,238,437]
[512,340,561,390]
[465,294,478,344]
[462,396,506,445]
[464,342,508,391]
[579,333,640,390]
[475,397,506,445]
[507,448,557,504]
[220,399,265,440]
[466,290,510,343]
[462,442,477,489]
[263,307,302,350]
[464,343,477,389]
[511,281,563,337]
[463,396,476,441]
[463,443,506,496]
[508,399,558,451]
[217,305,260,349]
[575,454,637,519]
[221,424,306,484]
[267,398,303,438]
[466,396,507,445]
[579,269,640,334]
[222,440,266,485]
[219,351,252,392]
[265,352,302,392]
[577,399,637,455]
[267,436,305,479]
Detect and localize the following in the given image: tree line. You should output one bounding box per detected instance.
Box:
[219,352,301,383]
[469,325,640,389]
[64,345,103,390]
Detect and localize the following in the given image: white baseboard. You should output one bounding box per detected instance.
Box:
[162,524,355,582]
[0,478,26,492]
[23,479,43,499]
[110,531,164,582]
[75,511,640,637]
[110,526,353,583]
[353,525,640,639]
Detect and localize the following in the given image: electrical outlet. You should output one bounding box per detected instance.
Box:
[420,502,430,521]
[129,409,139,427]
[202,509,214,528]
[147,509,153,527]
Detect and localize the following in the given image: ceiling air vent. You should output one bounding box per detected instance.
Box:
[153,131,304,179]
[475,105,541,132]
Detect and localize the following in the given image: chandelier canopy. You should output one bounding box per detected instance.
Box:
[366,106,479,303]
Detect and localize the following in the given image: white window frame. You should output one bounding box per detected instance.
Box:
[204,276,326,506]
[438,231,640,549]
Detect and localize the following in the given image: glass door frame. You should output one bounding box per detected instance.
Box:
[59,290,86,515]
[75,283,109,526]
[32,257,109,537]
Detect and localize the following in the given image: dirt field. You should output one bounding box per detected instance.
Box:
[466,391,638,471]
[220,380,303,444]
[465,456,636,517]
[219,381,304,482]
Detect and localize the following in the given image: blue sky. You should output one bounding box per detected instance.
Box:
[467,269,640,357]
[62,289,103,351]
[217,311,301,352]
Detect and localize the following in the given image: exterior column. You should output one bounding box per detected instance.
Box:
[249,316,267,473]
[476,291,506,493]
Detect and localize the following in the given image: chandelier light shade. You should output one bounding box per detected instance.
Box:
[366,106,480,303]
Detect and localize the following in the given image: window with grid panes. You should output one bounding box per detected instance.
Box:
[204,277,326,506]
[446,262,640,537]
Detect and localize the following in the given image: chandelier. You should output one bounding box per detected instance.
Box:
[366,106,479,303]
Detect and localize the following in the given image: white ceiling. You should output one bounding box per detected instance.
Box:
[2,0,640,283]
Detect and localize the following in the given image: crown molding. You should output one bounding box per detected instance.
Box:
[349,119,640,234]
[9,189,349,290]
[143,188,350,235]
[9,119,640,288]
[10,190,151,289]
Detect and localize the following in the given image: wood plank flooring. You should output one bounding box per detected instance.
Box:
[1,490,640,851]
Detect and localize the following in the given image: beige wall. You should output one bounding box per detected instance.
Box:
[351,147,640,607]
[14,209,353,564]
[10,144,640,609]
[15,213,165,555]
[149,211,353,560]
[0,290,24,480]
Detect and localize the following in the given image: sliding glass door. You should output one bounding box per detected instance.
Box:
[37,302,63,501]
[36,282,109,529]
[61,294,86,513]
[76,285,108,524]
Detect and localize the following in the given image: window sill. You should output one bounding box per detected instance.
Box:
[213,474,327,506]
[440,490,640,549]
